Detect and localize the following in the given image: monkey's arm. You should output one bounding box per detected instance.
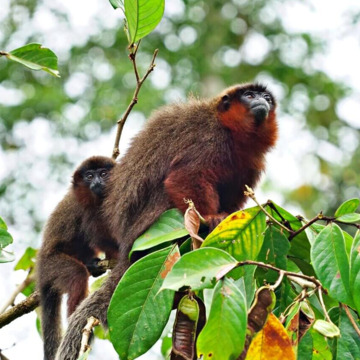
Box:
[164,168,227,229]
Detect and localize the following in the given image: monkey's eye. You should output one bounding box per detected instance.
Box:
[244,91,255,99]
[263,93,272,103]
[85,172,94,181]
[100,171,108,178]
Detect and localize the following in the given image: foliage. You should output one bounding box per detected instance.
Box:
[0,216,14,263]
[105,199,360,359]
[0,43,59,77]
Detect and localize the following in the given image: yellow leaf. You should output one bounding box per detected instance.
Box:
[245,313,296,360]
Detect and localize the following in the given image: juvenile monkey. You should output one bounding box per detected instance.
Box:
[37,156,118,360]
[56,83,278,360]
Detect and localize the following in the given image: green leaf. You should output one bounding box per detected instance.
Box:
[5,43,60,77]
[311,328,332,360]
[257,226,290,282]
[329,307,360,359]
[335,198,360,217]
[108,245,179,360]
[298,331,313,360]
[311,224,353,306]
[0,228,13,248]
[202,206,266,262]
[350,231,360,314]
[14,247,37,270]
[0,216,8,230]
[197,278,247,360]
[313,320,340,338]
[130,209,188,256]
[336,213,360,223]
[305,223,325,246]
[109,0,124,10]
[124,0,165,44]
[160,248,238,292]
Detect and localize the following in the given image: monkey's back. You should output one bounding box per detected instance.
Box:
[104,99,233,248]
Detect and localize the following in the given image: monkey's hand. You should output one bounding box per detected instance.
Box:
[86,258,107,277]
[204,213,228,232]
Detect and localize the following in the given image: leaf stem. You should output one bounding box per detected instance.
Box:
[340,303,360,337]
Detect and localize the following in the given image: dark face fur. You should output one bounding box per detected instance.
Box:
[82,168,111,198]
[72,156,116,205]
[240,88,274,125]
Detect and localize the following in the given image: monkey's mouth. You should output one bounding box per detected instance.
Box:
[250,104,269,125]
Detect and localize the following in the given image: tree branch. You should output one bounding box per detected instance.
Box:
[112,45,158,160]
[0,274,34,314]
[0,291,39,329]
[79,316,100,358]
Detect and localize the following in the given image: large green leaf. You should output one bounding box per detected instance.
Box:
[350,230,360,314]
[329,307,360,359]
[4,43,60,77]
[124,0,164,44]
[335,198,360,217]
[202,206,266,262]
[160,248,238,292]
[197,278,247,360]
[311,224,353,306]
[108,245,179,360]
[130,209,188,256]
[257,225,290,282]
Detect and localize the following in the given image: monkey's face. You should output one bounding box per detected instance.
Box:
[240,90,274,125]
[72,156,116,206]
[217,83,277,147]
[83,168,110,198]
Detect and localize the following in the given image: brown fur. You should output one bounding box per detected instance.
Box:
[37,156,118,360]
[56,83,278,360]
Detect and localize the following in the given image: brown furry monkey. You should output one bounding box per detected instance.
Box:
[56,83,278,360]
[37,156,118,360]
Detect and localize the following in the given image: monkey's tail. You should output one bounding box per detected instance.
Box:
[55,260,129,360]
[41,286,62,360]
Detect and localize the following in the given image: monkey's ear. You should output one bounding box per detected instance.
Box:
[219,94,230,112]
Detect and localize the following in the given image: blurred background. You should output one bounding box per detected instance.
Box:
[0,0,359,358]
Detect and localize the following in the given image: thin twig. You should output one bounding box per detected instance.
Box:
[288,213,323,240]
[112,46,159,160]
[0,273,34,313]
[79,316,100,357]
[0,51,8,56]
[269,270,285,291]
[236,260,323,289]
[317,287,332,323]
[341,303,360,337]
[0,291,39,329]
[244,186,294,234]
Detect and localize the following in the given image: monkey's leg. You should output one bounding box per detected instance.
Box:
[55,257,130,360]
[50,254,90,316]
[39,254,89,360]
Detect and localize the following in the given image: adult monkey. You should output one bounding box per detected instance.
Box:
[56,83,278,360]
[37,156,119,360]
